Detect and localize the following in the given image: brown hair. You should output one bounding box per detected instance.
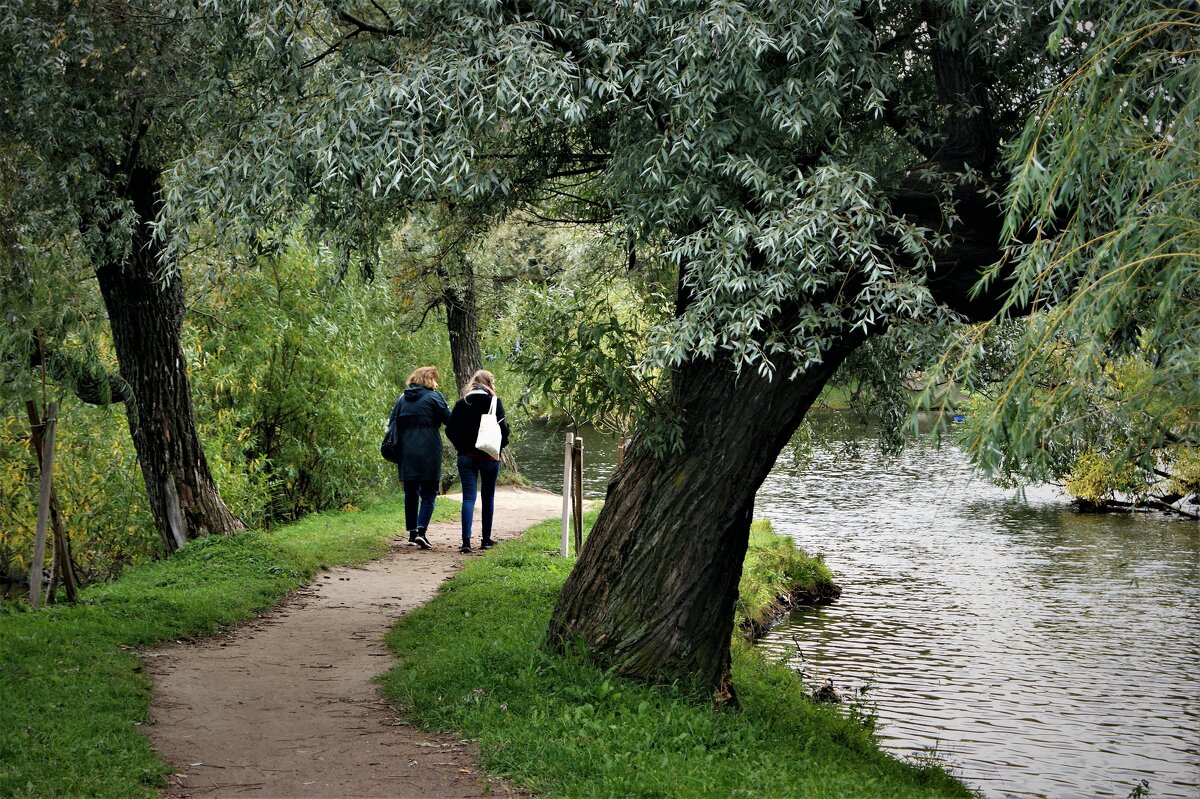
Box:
[407,365,441,389]
[463,369,495,396]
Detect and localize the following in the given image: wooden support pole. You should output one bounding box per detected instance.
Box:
[28,401,58,608]
[25,401,77,604]
[572,437,584,554]
[561,432,574,557]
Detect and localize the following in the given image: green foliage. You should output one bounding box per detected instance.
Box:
[184,237,427,524]
[1064,451,1146,505]
[1,232,450,582]
[509,235,672,438]
[0,494,455,798]
[382,517,969,798]
[950,2,1200,490]
[0,403,155,585]
[175,0,1063,381]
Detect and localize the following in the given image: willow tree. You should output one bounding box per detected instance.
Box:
[945,2,1200,507]
[181,0,1101,697]
[1,3,243,553]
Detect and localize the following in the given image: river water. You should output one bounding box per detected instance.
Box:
[512,419,1200,798]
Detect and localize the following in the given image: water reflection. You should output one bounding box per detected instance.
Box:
[511,421,620,500]
[511,418,1200,798]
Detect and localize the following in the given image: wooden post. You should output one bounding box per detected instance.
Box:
[572,437,584,554]
[28,401,58,609]
[561,432,574,557]
[24,401,77,603]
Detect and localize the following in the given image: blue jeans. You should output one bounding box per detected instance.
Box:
[457,455,500,544]
[403,479,439,532]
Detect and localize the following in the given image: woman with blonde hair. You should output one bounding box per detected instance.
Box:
[445,369,510,553]
[386,365,451,549]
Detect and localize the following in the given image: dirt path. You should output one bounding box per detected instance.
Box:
[143,486,564,799]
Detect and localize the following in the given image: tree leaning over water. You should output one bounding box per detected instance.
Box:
[1,3,244,553]
[179,0,1123,698]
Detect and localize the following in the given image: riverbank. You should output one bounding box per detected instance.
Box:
[737,519,841,640]
[382,515,971,798]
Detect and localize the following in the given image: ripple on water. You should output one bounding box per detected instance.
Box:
[755,429,1200,799]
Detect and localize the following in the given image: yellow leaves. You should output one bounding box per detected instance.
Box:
[1064,451,1145,504]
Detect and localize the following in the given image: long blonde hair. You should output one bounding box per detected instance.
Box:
[407,365,440,389]
[463,369,495,396]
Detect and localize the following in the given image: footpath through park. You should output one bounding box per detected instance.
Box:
[143,486,565,798]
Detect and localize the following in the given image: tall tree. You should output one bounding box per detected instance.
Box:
[1,2,243,553]
[180,0,1102,696]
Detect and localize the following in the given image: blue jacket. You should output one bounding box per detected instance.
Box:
[390,384,451,481]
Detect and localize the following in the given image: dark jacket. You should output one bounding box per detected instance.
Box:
[446,388,510,461]
[390,384,451,481]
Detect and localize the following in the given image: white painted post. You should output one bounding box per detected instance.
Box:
[561,432,574,557]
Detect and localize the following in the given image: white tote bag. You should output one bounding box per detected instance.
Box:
[474,395,502,458]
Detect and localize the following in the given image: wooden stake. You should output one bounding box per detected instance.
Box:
[561,433,574,557]
[572,437,584,554]
[28,401,57,608]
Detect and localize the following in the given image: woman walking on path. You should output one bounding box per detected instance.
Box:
[446,370,510,553]
[389,365,451,549]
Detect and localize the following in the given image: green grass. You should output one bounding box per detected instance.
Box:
[737,519,835,635]
[3,499,971,798]
[382,516,973,799]
[0,493,456,799]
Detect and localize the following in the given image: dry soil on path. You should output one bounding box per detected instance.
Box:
[143,486,565,799]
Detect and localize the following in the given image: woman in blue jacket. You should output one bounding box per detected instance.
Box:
[445,369,510,553]
[388,365,451,549]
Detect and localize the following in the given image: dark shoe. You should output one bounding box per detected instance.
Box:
[480,539,496,550]
[459,543,473,554]
[414,534,432,550]
[406,530,418,547]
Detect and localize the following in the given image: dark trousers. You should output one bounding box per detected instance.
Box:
[403,479,439,531]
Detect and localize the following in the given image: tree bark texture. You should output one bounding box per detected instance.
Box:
[546,338,860,698]
[94,165,243,555]
[444,276,483,394]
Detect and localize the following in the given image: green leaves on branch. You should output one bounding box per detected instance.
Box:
[953,1,1200,497]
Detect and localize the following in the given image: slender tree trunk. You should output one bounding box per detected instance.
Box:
[546,336,861,701]
[94,165,243,555]
[25,401,77,603]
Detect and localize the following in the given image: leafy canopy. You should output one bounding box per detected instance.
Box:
[176,0,1066,382]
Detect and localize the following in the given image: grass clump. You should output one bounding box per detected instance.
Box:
[0,493,453,799]
[382,517,971,799]
[737,519,837,638]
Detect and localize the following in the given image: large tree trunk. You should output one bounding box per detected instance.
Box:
[94,165,243,555]
[546,337,860,700]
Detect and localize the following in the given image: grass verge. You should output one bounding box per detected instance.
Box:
[737,519,838,638]
[0,493,456,799]
[382,515,972,798]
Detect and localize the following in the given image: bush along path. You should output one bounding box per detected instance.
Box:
[144,486,565,799]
